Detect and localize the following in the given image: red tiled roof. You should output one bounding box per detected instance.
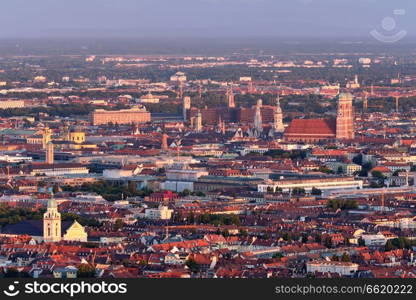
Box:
[370,166,391,173]
[312,149,347,156]
[285,119,336,136]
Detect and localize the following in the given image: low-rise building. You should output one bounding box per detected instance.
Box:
[145,206,174,220]
[306,261,358,276]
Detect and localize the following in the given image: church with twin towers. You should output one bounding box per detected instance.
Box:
[183,89,354,143]
[284,93,355,143]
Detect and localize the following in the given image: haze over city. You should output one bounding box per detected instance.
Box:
[0,0,414,39]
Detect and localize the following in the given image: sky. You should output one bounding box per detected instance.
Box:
[0,0,415,39]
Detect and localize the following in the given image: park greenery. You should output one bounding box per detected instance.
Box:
[0,204,101,227]
[187,212,241,226]
[62,181,153,201]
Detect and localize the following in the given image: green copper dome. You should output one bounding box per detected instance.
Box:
[47,194,57,209]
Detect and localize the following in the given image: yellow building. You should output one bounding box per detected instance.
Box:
[43,196,88,243]
[63,220,88,242]
[69,131,85,144]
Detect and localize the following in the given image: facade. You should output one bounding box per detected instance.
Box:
[145,205,174,220]
[361,234,389,246]
[31,163,89,176]
[325,162,362,175]
[306,261,358,276]
[63,220,88,242]
[69,131,85,144]
[258,176,364,193]
[166,169,209,181]
[91,107,151,125]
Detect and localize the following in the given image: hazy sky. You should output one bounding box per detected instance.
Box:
[1,0,415,39]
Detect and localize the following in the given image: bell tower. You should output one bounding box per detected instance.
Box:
[274,94,284,133]
[336,93,354,139]
[226,87,235,108]
[43,195,61,243]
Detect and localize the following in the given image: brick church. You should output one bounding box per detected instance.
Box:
[284,93,355,143]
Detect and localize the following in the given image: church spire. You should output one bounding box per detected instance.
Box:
[253,99,263,134]
[226,87,235,108]
[274,93,284,133]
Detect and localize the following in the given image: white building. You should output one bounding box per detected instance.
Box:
[0,155,32,163]
[162,181,194,192]
[30,163,89,176]
[239,146,269,156]
[166,168,208,181]
[73,193,106,203]
[361,233,388,246]
[258,176,363,193]
[306,261,358,276]
[103,165,142,178]
[145,205,173,220]
[170,72,187,82]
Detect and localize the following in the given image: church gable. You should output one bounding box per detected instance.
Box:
[63,220,88,242]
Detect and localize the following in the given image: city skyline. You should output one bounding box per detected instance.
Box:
[1,0,416,289]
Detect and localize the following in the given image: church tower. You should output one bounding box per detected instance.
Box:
[43,195,61,243]
[226,88,235,108]
[161,133,169,151]
[274,94,284,133]
[42,127,52,150]
[195,110,202,132]
[336,93,354,139]
[183,96,191,121]
[253,99,263,134]
[46,142,54,164]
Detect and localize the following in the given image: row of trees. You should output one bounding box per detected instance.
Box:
[187,212,241,226]
[62,181,153,201]
[385,237,416,251]
[264,149,307,160]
